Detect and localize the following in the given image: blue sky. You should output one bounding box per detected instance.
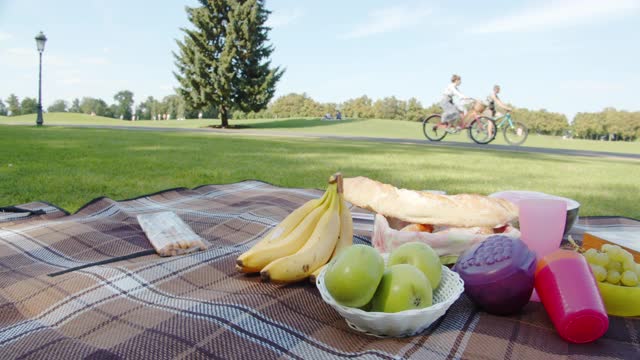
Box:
[1,0,639,120]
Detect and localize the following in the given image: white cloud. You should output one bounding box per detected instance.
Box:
[470,0,640,34]
[267,8,304,28]
[0,31,12,41]
[344,5,431,39]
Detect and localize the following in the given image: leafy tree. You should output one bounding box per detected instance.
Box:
[512,108,568,135]
[113,90,134,120]
[6,94,20,116]
[47,99,68,112]
[0,100,7,116]
[138,96,155,120]
[341,95,374,118]
[20,97,39,115]
[176,97,186,120]
[373,96,405,120]
[174,0,283,127]
[572,109,639,141]
[269,93,321,118]
[69,98,81,113]
[162,94,186,119]
[80,97,111,117]
[405,97,425,122]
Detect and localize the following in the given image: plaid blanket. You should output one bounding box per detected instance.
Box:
[0,181,638,359]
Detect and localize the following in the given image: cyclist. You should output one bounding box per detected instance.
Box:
[440,74,471,126]
[486,84,512,117]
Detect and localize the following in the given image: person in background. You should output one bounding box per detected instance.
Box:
[440,74,472,125]
[336,110,342,120]
[486,84,512,117]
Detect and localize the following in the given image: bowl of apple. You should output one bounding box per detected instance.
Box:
[316,243,465,337]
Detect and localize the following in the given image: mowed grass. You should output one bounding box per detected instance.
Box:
[1,125,638,218]
[3,113,639,155]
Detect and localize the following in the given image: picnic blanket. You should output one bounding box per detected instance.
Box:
[0,181,638,359]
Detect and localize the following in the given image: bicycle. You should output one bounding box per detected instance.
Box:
[479,111,529,146]
[422,100,496,144]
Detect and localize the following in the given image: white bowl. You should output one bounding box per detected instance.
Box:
[489,190,580,235]
[316,259,464,338]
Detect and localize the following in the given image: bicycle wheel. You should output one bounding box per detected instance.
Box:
[422,114,447,141]
[469,117,496,144]
[503,121,528,145]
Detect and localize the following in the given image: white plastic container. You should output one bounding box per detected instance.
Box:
[316,261,464,337]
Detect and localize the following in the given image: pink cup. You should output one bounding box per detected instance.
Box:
[519,199,567,259]
[519,199,567,302]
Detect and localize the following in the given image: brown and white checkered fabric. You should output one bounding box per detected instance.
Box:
[1,181,639,359]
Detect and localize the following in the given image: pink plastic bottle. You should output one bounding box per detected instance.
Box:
[534,249,609,343]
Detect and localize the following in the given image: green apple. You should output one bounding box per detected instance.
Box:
[370,264,433,313]
[388,242,442,289]
[324,244,385,308]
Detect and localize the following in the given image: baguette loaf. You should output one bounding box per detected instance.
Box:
[343,176,518,227]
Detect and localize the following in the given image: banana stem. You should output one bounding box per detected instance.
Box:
[330,172,343,194]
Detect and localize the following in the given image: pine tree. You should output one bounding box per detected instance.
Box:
[173,0,283,127]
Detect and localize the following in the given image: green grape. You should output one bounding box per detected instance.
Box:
[601,244,619,253]
[622,259,636,272]
[606,270,621,284]
[609,248,633,264]
[621,270,639,287]
[607,261,622,272]
[583,249,599,265]
[589,264,607,282]
[592,252,610,267]
[621,252,634,264]
[635,263,640,277]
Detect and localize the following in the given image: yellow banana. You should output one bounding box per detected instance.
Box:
[237,184,336,273]
[241,189,330,255]
[309,187,353,284]
[309,263,327,283]
[334,194,353,257]
[261,186,341,283]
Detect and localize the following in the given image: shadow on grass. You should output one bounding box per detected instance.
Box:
[2,125,639,217]
[242,118,362,129]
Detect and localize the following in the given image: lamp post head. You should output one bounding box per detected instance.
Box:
[35,31,47,52]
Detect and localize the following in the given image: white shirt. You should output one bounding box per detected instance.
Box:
[442,83,466,100]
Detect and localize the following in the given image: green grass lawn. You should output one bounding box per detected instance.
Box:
[3,113,639,155]
[1,125,638,218]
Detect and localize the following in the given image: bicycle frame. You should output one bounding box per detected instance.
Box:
[493,112,515,129]
[445,100,482,130]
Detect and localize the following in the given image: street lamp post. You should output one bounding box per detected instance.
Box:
[35,31,47,126]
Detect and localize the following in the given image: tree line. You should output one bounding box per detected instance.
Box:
[2,91,638,141]
[2,0,637,141]
[0,92,195,121]
[235,93,639,141]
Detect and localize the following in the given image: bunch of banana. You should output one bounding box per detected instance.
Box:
[236,173,353,283]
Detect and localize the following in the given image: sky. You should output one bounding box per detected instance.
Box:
[1,0,639,120]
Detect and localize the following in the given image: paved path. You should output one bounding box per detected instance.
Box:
[5,123,640,160]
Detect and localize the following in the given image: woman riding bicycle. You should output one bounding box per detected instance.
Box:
[440,74,472,126]
[486,85,512,117]
[424,75,494,144]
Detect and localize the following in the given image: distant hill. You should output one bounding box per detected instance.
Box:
[0,112,123,124]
